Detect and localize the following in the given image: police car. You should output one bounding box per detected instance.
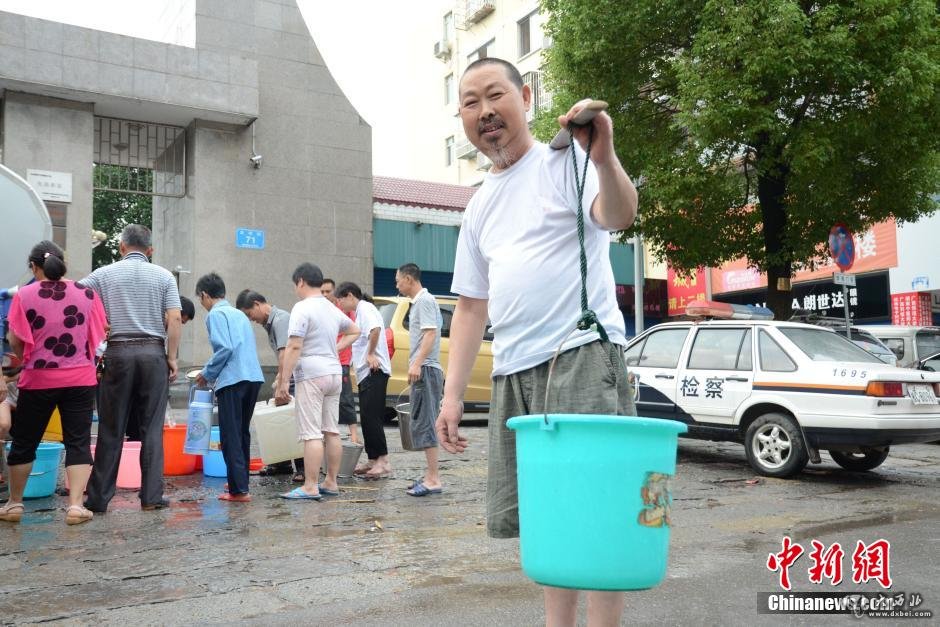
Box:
[624,301,940,477]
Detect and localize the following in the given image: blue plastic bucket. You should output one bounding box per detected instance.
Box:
[3,441,64,499]
[203,426,227,478]
[506,414,687,590]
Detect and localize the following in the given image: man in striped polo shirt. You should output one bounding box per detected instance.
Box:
[82,224,182,512]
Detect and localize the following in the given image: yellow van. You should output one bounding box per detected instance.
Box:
[373,295,494,414]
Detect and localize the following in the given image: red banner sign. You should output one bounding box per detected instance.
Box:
[667,267,707,316]
[891,292,932,326]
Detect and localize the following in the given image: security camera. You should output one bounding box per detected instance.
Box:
[249,154,263,168]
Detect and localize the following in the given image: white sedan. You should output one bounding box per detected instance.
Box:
[625,318,940,477]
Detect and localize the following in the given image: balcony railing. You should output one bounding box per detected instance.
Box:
[464,0,496,26]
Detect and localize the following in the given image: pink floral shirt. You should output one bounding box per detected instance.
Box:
[8,280,108,390]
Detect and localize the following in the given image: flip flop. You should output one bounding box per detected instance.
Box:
[318,485,339,496]
[292,472,305,483]
[279,487,321,500]
[218,493,252,502]
[363,470,391,481]
[407,482,442,497]
[0,502,24,523]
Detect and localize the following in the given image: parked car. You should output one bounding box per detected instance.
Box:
[625,316,940,478]
[373,296,494,415]
[789,313,897,366]
[855,325,940,369]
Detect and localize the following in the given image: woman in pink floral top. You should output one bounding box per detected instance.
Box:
[0,241,107,526]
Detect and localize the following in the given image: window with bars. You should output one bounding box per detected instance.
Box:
[93,116,186,197]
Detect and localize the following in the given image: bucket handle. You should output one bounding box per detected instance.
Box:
[541,327,583,429]
[395,386,411,408]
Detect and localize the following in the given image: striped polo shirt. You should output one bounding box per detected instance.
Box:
[79,251,182,340]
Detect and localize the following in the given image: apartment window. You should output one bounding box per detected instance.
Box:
[468,39,494,64]
[518,11,541,58]
[443,12,454,41]
[445,73,455,105]
[445,136,455,166]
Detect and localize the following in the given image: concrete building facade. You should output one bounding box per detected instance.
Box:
[0,0,373,366]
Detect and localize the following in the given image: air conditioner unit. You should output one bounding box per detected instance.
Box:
[433,40,452,60]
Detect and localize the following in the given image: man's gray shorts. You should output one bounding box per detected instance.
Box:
[487,340,636,539]
[409,365,443,450]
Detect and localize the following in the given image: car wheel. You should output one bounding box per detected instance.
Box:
[829,448,889,472]
[744,413,809,478]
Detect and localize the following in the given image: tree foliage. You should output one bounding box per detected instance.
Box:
[92,165,153,269]
[540,0,940,317]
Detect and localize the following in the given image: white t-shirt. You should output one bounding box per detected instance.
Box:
[350,299,392,382]
[451,141,627,376]
[287,296,353,381]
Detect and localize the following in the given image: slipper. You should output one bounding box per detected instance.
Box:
[0,502,24,523]
[292,472,305,483]
[65,505,94,525]
[279,487,321,500]
[407,482,442,497]
[218,493,252,502]
[363,470,391,480]
[318,485,339,496]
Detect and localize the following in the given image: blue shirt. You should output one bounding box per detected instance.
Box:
[202,300,264,391]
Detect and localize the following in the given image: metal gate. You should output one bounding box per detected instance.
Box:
[93,116,186,197]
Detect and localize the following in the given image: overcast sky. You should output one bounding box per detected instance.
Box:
[0,0,417,177]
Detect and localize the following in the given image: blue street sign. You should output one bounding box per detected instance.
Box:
[236,228,265,250]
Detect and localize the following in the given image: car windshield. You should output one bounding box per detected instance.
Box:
[779,327,883,363]
[915,331,940,359]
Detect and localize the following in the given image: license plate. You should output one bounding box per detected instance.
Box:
[908,384,938,405]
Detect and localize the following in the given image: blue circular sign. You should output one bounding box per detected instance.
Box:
[828,223,855,272]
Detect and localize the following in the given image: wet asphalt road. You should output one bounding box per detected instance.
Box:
[1,422,938,626]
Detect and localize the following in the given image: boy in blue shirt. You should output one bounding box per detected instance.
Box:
[195,273,264,502]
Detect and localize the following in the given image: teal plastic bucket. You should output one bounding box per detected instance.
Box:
[506,414,687,591]
[3,441,64,499]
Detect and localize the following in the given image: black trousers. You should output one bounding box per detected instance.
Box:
[357,371,389,459]
[86,342,169,509]
[338,365,357,425]
[8,386,95,466]
[216,381,261,495]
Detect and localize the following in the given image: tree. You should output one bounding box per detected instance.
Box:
[540,0,940,318]
[92,165,153,269]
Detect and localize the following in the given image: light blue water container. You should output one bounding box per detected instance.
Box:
[5,441,63,499]
[184,387,213,455]
[203,426,227,478]
[506,414,687,591]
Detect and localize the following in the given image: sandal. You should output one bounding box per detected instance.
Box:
[0,502,24,523]
[353,462,374,475]
[218,492,252,502]
[65,505,94,525]
[292,472,305,483]
[363,469,391,480]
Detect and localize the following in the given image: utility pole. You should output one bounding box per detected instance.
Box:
[633,234,644,334]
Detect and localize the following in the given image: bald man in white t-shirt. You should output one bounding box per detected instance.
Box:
[436,57,639,625]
